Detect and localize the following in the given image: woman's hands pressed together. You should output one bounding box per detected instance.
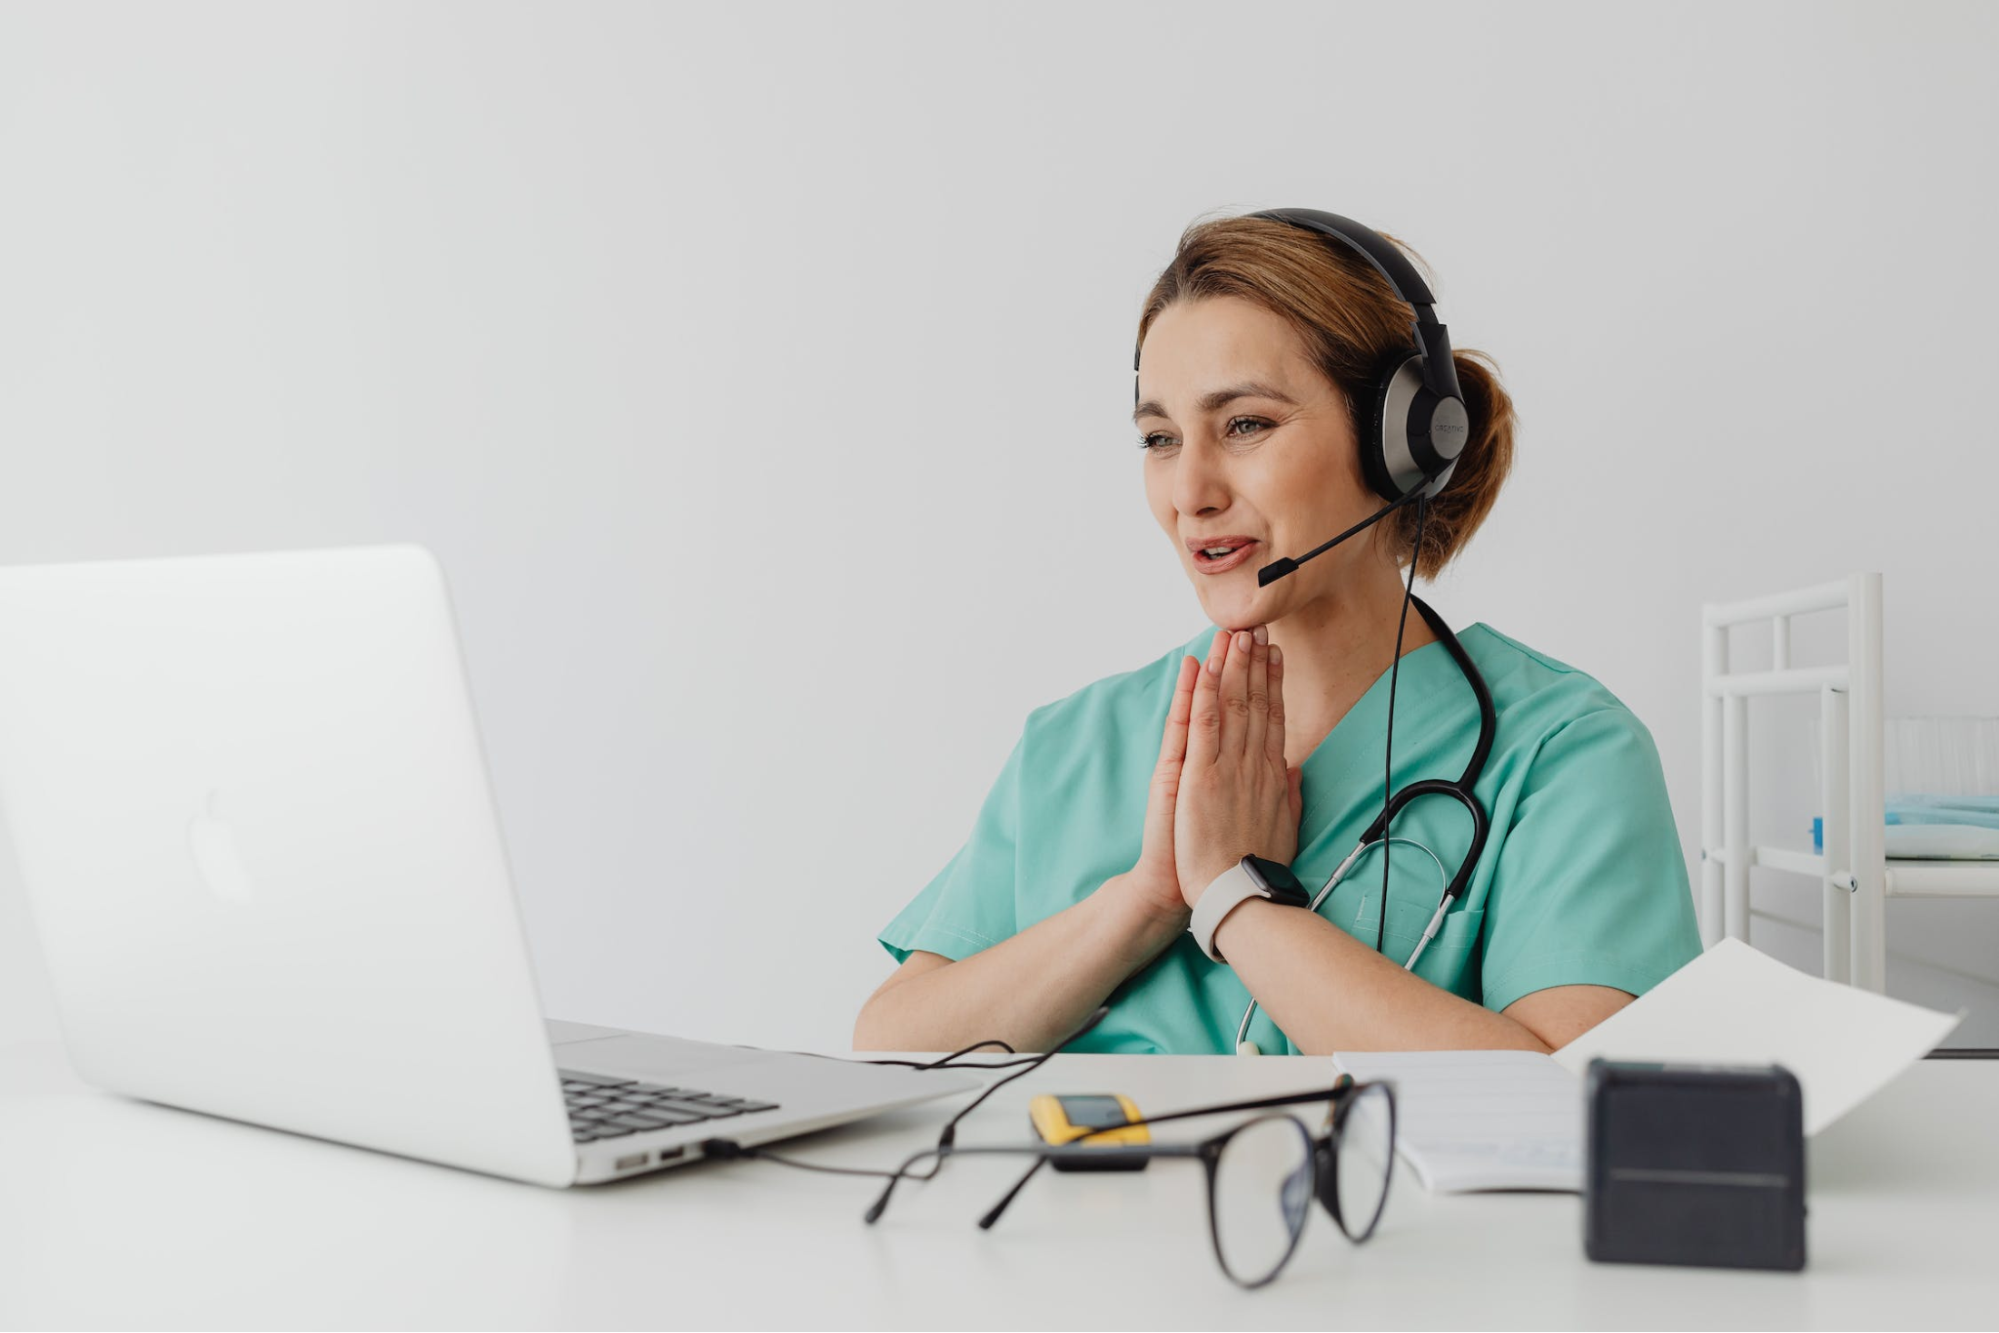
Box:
[1174,626,1304,907]
[1120,626,1304,925]
[1107,622,1307,919]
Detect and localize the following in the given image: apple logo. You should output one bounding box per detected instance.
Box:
[187,788,257,905]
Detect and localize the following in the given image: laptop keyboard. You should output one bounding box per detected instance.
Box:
[559,1069,781,1143]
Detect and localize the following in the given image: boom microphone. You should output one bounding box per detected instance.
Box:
[1255,486,1429,587]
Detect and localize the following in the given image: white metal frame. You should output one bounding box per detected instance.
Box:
[1701,573,1999,992]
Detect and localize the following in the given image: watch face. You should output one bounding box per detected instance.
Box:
[1244,855,1310,906]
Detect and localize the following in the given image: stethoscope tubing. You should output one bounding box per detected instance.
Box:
[1232,597,1496,1057]
[1233,836,1449,1055]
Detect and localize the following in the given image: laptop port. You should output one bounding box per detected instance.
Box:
[614,1153,648,1170]
[658,1146,687,1162]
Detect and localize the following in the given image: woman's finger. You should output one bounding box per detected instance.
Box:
[1187,629,1227,768]
[1155,654,1197,777]
[1217,628,1253,759]
[1265,641,1288,771]
[1243,626,1269,766]
[1140,655,1199,874]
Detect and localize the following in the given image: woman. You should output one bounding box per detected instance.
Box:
[854,210,1701,1056]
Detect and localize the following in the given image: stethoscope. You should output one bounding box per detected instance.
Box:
[1234,596,1496,1056]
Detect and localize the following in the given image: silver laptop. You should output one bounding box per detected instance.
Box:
[0,543,973,1186]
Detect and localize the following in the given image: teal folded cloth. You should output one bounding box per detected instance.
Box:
[1885,794,1999,829]
[1813,795,1999,860]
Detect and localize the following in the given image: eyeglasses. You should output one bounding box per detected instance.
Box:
[706,1007,1397,1289]
[863,1078,1398,1289]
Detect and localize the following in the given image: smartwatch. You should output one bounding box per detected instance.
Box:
[1189,854,1311,964]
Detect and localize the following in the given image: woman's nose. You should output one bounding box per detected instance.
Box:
[1171,437,1233,517]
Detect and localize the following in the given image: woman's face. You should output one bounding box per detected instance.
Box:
[1137,295,1387,633]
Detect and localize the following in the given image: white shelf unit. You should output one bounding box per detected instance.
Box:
[1700,574,1999,992]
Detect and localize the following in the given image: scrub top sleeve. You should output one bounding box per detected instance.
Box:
[1478,708,1704,1015]
[877,726,1026,964]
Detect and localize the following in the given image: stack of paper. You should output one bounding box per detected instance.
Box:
[1331,1049,1584,1192]
[1333,939,1963,1194]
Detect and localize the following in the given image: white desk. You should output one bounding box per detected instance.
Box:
[2,1038,1995,1329]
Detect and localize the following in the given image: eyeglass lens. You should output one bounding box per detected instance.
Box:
[1209,1114,1315,1288]
[1331,1082,1395,1242]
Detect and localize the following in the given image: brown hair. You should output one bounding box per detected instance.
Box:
[1135,211,1516,579]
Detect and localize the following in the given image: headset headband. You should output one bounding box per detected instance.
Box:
[1131,208,1463,406]
[1248,208,1462,404]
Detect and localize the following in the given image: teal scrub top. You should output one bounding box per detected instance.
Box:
[878,621,1703,1055]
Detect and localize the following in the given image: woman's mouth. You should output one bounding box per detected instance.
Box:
[1187,537,1261,576]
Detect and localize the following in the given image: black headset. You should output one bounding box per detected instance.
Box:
[1245,210,1493,951]
[1134,207,1470,506]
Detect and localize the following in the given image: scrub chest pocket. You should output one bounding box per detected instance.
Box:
[1352,894,1486,1000]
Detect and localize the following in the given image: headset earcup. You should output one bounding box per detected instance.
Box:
[1361,355,1419,504]
[1371,353,1470,503]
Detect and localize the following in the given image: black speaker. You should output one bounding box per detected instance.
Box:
[1585,1059,1807,1272]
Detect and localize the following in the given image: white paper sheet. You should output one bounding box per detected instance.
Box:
[1552,936,1963,1135]
[1333,940,1964,1193]
[1331,1049,1584,1193]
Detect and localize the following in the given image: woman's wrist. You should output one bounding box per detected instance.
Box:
[1178,854,1242,911]
[1094,871,1191,963]
[1210,892,1290,963]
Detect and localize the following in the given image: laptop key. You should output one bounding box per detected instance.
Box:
[651,1099,739,1120]
[733,1101,781,1114]
[559,1072,635,1088]
[602,1113,678,1131]
[644,1107,713,1124]
[628,1109,709,1128]
[591,1122,641,1138]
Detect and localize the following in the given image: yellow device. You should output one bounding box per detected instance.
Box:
[1029,1093,1150,1172]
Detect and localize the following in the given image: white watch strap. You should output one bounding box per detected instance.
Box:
[1189,860,1268,964]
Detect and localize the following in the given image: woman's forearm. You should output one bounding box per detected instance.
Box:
[1213,898,1551,1054]
[853,874,1187,1053]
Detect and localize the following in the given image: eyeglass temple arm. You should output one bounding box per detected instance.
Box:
[1095,1082,1355,1134]
[974,1142,1206,1229]
[976,1156,1048,1230]
[868,1008,1275,1226]
[974,1084,1358,1231]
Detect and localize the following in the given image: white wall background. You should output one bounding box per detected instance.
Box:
[2,0,1995,1051]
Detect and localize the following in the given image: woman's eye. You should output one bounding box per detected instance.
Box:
[1137,418,1268,451]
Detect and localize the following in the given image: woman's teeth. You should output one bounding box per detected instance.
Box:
[1192,540,1259,573]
